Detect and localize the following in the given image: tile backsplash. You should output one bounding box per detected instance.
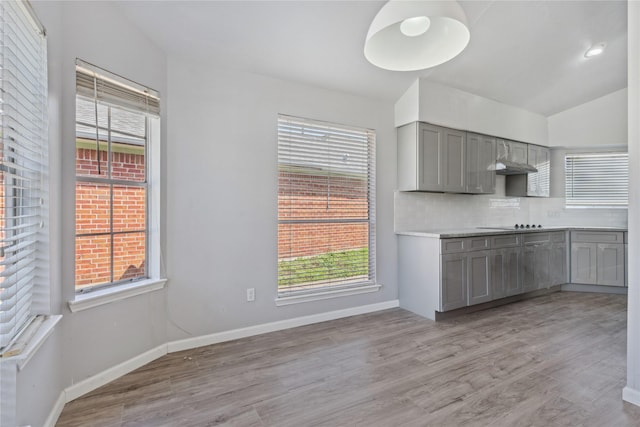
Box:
[394,179,628,231]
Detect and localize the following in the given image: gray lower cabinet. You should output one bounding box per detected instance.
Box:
[596,244,625,286]
[571,243,598,284]
[522,233,552,291]
[490,233,522,299]
[441,253,468,311]
[550,232,568,286]
[468,250,491,305]
[570,231,625,287]
[440,237,491,308]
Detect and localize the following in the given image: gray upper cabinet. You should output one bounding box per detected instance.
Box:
[496,139,527,165]
[466,133,496,194]
[527,145,550,197]
[397,122,467,193]
[505,144,550,197]
[443,128,466,193]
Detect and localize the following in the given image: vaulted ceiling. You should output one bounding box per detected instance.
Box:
[118,0,627,117]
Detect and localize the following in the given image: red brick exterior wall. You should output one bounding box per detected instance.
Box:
[278,171,369,258]
[75,146,146,287]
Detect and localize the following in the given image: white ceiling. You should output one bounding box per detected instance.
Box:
[117,0,627,117]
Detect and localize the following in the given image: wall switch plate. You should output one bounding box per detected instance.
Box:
[246,288,255,302]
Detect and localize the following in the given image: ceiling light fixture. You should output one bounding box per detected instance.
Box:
[364,0,470,72]
[585,42,606,58]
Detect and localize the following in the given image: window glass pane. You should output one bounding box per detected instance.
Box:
[111,106,146,139]
[113,232,146,282]
[75,234,111,289]
[277,115,375,295]
[113,185,146,232]
[76,98,108,178]
[75,182,110,235]
[111,141,145,182]
[278,222,369,290]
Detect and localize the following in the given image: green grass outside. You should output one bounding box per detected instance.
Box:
[278,248,368,287]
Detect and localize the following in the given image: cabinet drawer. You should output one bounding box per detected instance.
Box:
[523,232,550,245]
[550,232,566,243]
[492,234,520,248]
[441,239,466,254]
[468,237,491,251]
[571,231,623,244]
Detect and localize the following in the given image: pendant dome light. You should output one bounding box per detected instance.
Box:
[364,0,470,71]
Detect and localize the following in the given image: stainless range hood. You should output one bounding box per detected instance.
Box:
[495,139,538,175]
[495,160,538,175]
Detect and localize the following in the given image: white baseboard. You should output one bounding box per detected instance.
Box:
[64,344,167,402]
[623,386,640,407]
[45,299,399,426]
[167,299,400,353]
[43,391,66,427]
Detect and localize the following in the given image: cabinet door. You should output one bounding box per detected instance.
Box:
[597,243,625,286]
[417,123,444,192]
[534,243,551,289]
[468,251,491,305]
[522,246,536,292]
[522,243,551,291]
[441,253,467,311]
[527,145,550,197]
[504,247,522,296]
[510,141,528,164]
[491,251,506,300]
[571,243,597,284]
[442,128,466,193]
[550,242,568,286]
[466,133,496,194]
[492,247,521,299]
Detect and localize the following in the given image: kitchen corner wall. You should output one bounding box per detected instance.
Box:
[394,82,629,232]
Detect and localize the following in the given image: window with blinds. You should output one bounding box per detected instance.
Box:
[0,0,49,351]
[565,153,629,207]
[277,115,376,295]
[75,60,160,292]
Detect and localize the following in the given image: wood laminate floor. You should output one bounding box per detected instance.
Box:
[56,292,640,427]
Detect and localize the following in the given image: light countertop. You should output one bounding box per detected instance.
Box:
[396,226,627,239]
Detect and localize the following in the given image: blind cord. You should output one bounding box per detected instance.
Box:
[93,76,101,175]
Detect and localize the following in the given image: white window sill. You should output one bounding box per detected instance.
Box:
[275,283,381,306]
[0,315,62,371]
[68,278,167,313]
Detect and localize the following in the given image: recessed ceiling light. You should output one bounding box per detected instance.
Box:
[585,42,606,58]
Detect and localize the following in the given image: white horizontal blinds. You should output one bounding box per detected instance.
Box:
[277,115,376,294]
[0,0,48,350]
[75,59,160,115]
[565,153,629,207]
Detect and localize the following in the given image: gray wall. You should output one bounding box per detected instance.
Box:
[164,57,398,340]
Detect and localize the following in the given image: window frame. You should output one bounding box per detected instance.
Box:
[276,114,378,303]
[72,60,162,297]
[564,152,629,209]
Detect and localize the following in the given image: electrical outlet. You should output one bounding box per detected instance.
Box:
[246,288,255,302]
